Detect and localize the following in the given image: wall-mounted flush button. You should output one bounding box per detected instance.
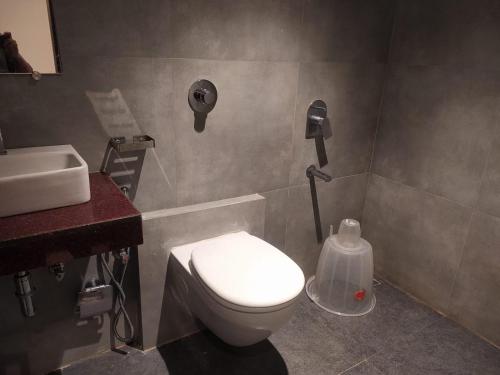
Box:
[188,79,218,132]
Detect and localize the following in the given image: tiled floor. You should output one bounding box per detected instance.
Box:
[52,282,500,375]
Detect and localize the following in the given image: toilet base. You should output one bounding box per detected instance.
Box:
[188,276,297,346]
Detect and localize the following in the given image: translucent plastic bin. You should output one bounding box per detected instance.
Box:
[306,219,375,316]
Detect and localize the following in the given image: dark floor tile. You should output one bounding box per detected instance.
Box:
[368,318,500,375]
[340,284,440,352]
[341,360,384,375]
[157,330,287,375]
[317,282,442,355]
[53,283,500,375]
[269,294,370,375]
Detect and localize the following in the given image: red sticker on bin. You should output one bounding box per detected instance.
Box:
[354,290,366,301]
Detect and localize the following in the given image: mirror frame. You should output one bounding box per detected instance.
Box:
[1,0,63,76]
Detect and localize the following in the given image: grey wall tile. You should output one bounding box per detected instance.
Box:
[478,134,500,218]
[1,56,150,167]
[159,0,302,61]
[285,173,368,276]
[362,174,471,313]
[134,59,177,211]
[138,195,265,349]
[172,59,298,206]
[449,213,500,346]
[289,62,385,185]
[261,188,289,250]
[391,0,500,68]
[0,56,177,212]
[52,0,146,58]
[0,72,108,170]
[372,65,498,206]
[301,0,395,63]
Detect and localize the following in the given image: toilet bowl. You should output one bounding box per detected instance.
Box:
[170,231,305,346]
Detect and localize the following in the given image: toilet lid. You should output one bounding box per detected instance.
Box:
[190,232,305,308]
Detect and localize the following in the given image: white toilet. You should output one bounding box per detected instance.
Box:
[170,231,305,346]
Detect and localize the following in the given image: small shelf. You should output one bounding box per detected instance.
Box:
[0,173,143,276]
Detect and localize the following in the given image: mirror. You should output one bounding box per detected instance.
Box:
[0,0,61,75]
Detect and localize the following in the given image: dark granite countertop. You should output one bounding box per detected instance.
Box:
[0,173,143,276]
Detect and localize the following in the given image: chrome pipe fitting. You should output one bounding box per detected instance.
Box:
[14,271,36,317]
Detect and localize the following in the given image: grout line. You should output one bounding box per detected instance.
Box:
[337,354,376,375]
[366,0,399,174]
[282,186,291,252]
[167,58,180,208]
[371,173,500,223]
[259,186,291,196]
[376,277,500,353]
[445,133,494,313]
[283,0,303,247]
[63,55,500,71]
[361,1,399,220]
[286,0,305,187]
[446,210,474,313]
[286,61,301,187]
[371,173,473,210]
[470,130,495,211]
[63,54,431,66]
[373,275,498,348]
[286,172,369,190]
[375,276,446,318]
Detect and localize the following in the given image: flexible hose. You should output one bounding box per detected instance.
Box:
[100,249,135,343]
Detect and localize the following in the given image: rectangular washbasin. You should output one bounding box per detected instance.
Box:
[0,145,90,217]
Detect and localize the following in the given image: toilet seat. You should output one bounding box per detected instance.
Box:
[190,262,298,313]
[190,231,305,311]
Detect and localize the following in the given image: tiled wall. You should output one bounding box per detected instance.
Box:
[363,0,500,347]
[0,0,394,275]
[0,0,393,269]
[138,194,266,349]
[0,0,393,373]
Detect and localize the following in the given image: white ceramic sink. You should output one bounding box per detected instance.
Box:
[0,145,90,217]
